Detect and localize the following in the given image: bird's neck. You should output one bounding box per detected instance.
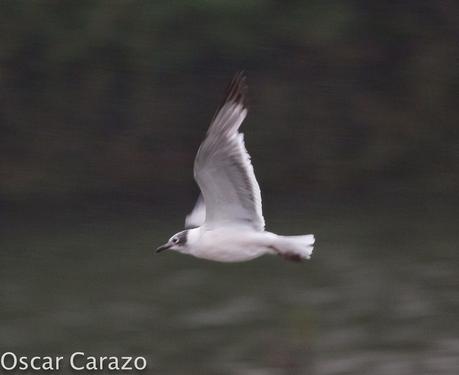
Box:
[186,227,202,247]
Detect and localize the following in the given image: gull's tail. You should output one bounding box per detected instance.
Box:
[272,234,315,262]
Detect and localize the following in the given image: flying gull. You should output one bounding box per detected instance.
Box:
[156,73,315,262]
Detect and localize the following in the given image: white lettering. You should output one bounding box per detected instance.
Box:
[107,357,119,370]
[18,356,28,370]
[99,356,107,369]
[1,352,147,371]
[1,352,17,370]
[121,357,132,370]
[30,356,41,370]
[86,356,97,370]
[70,352,85,370]
[134,356,147,370]
[42,356,61,370]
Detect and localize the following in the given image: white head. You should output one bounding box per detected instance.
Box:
[156,228,199,255]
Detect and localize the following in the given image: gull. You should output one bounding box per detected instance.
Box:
[156,73,315,262]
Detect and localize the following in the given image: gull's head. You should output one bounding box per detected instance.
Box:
[156,230,190,254]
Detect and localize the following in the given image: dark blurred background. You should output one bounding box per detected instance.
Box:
[1,1,458,374]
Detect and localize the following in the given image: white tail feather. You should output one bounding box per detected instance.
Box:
[272,234,315,261]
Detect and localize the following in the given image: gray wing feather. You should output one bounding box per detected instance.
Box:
[185,194,206,229]
[193,73,265,230]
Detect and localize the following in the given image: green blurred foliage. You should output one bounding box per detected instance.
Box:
[0,0,458,201]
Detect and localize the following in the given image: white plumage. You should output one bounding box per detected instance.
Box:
[157,73,315,262]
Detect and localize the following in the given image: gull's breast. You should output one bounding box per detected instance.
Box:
[193,227,273,263]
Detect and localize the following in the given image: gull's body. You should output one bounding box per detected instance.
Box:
[157,73,315,262]
[184,226,275,262]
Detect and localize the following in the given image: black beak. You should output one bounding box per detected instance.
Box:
[156,243,171,253]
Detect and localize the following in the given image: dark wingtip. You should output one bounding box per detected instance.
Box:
[217,71,248,111]
[210,71,248,124]
[224,71,247,106]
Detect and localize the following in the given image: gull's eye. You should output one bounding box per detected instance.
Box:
[172,237,179,244]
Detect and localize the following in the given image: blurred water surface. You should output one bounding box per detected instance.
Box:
[1,196,458,374]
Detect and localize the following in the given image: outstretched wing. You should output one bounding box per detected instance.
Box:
[193,72,264,230]
[185,194,206,229]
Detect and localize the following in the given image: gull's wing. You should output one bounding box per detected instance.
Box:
[185,194,206,229]
[193,72,265,230]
